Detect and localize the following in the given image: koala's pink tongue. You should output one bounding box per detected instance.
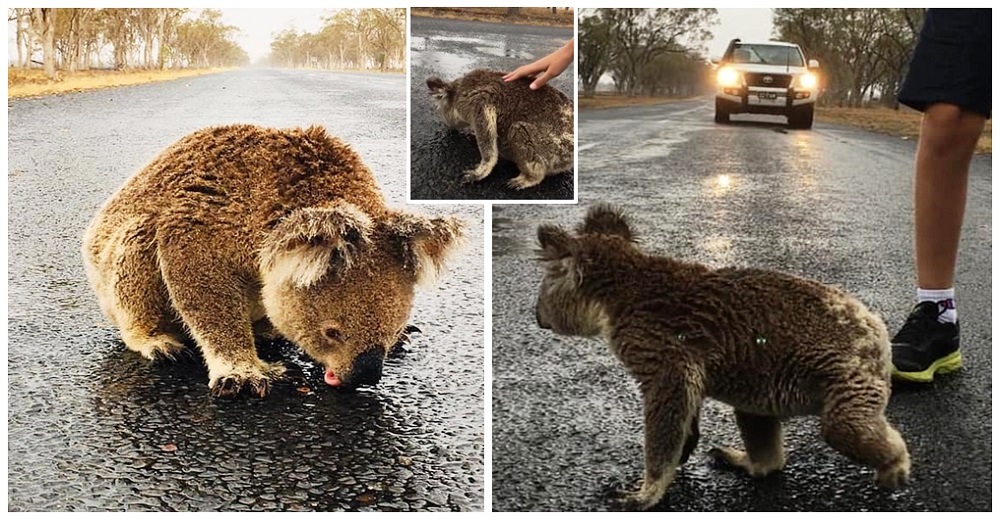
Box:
[324,369,341,387]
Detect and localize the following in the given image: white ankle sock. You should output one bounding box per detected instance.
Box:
[917,288,957,324]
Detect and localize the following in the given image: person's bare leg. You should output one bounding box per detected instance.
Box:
[913,103,986,289]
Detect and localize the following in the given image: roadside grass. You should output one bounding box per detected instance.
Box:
[579,92,697,110]
[817,106,992,154]
[410,7,574,28]
[8,68,231,99]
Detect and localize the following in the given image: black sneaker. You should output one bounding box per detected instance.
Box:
[891,301,962,383]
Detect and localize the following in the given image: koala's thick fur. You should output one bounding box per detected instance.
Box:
[82,124,463,398]
[534,205,909,510]
[426,69,573,190]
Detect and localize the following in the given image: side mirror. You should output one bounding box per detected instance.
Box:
[808,58,820,69]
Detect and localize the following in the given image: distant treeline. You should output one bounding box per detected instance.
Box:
[773,8,926,108]
[578,8,719,98]
[268,9,405,72]
[8,8,249,78]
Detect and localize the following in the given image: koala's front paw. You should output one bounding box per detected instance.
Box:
[708,446,785,477]
[507,174,543,191]
[209,360,286,399]
[462,160,496,184]
[122,332,187,363]
[462,169,489,184]
[611,485,658,512]
[875,455,910,489]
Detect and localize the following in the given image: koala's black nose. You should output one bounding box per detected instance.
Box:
[536,307,551,330]
[350,348,385,387]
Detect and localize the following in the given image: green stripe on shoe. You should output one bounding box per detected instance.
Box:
[892,350,963,383]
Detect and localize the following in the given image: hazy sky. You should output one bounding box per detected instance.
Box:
[574,8,775,60]
[709,9,775,59]
[220,8,327,62]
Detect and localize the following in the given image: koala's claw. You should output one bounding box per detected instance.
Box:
[209,362,286,399]
[875,457,910,489]
[507,176,538,191]
[210,376,244,398]
[461,168,490,184]
[152,345,198,365]
[129,334,187,364]
[612,488,653,512]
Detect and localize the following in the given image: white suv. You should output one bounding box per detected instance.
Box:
[714,39,820,129]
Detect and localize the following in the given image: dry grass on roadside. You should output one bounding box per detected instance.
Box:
[817,106,992,154]
[8,68,231,99]
[579,92,694,110]
[411,7,574,28]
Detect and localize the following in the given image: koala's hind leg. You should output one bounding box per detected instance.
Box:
[617,367,703,511]
[95,224,187,361]
[461,105,499,184]
[508,123,549,190]
[708,412,785,477]
[680,409,700,465]
[158,240,285,398]
[820,375,910,489]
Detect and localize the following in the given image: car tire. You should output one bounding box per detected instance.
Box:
[788,104,814,129]
[714,98,730,124]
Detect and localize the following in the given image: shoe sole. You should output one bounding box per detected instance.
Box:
[892,350,963,383]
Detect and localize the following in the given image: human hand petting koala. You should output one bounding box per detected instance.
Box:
[503,38,574,90]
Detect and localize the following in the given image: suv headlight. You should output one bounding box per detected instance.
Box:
[716,67,742,88]
[796,72,818,90]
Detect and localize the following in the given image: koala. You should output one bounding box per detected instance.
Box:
[82,124,464,398]
[426,69,573,190]
[534,205,909,510]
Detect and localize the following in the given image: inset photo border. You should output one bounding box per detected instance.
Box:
[407,7,577,204]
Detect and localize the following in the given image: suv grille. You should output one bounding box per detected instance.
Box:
[745,73,792,88]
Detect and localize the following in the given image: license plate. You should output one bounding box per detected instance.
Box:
[754,93,785,105]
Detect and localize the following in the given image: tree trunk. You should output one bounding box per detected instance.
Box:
[15,10,25,67]
[156,11,168,70]
[68,11,81,72]
[144,33,155,69]
[31,8,57,79]
[23,12,36,69]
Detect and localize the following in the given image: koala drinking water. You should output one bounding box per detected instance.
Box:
[82,124,463,398]
[534,205,910,510]
[426,69,573,190]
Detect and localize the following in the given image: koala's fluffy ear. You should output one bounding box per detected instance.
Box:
[537,225,583,287]
[576,204,636,242]
[536,224,574,261]
[260,203,373,288]
[384,211,465,285]
[426,76,450,98]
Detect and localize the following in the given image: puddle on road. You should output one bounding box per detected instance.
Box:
[578,125,690,174]
[704,173,738,197]
[699,235,736,267]
[492,217,533,258]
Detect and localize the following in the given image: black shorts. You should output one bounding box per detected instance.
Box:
[899,8,991,118]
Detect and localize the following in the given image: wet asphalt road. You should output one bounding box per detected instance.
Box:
[8,69,483,511]
[492,98,992,511]
[409,16,575,201]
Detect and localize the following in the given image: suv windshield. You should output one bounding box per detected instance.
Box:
[729,44,804,67]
